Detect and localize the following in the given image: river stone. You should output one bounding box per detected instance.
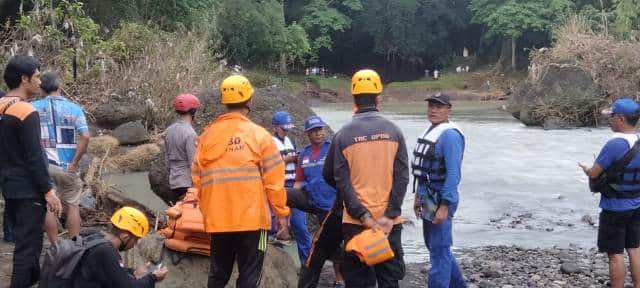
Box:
[93,101,149,129]
[478,280,496,288]
[113,121,149,145]
[134,234,298,287]
[148,146,174,205]
[560,262,580,274]
[508,63,603,127]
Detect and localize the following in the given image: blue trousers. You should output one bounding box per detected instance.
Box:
[422,215,466,288]
[291,208,312,263]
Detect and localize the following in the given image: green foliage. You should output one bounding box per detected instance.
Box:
[470,0,559,39]
[614,0,640,39]
[285,23,312,66]
[101,22,160,61]
[216,0,287,65]
[300,0,361,55]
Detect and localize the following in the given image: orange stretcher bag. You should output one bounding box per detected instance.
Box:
[345,229,394,266]
[160,192,210,256]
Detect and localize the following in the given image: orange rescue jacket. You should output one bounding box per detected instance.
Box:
[192,112,290,233]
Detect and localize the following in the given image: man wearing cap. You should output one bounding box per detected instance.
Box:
[292,116,344,288]
[580,98,640,288]
[271,111,312,264]
[412,93,467,287]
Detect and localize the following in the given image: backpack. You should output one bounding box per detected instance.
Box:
[39,234,110,288]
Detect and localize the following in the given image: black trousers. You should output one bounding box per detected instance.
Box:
[286,188,327,217]
[171,187,188,202]
[298,211,343,288]
[341,224,405,288]
[208,230,267,288]
[7,198,46,288]
[3,202,14,242]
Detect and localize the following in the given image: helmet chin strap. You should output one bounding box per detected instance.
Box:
[118,234,129,252]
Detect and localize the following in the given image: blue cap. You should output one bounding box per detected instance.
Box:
[272,111,294,130]
[304,116,327,132]
[604,98,640,116]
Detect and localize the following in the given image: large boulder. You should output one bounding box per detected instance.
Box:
[148,147,174,205]
[134,234,298,287]
[93,101,150,129]
[508,63,604,127]
[113,121,150,145]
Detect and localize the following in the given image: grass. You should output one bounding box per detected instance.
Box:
[386,73,470,90]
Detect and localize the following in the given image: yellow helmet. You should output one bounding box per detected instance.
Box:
[220,75,254,104]
[351,69,383,96]
[110,207,150,238]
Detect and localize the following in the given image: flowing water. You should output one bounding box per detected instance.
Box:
[105,100,613,263]
[314,101,610,262]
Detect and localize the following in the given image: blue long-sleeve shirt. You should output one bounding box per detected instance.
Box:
[418,128,464,205]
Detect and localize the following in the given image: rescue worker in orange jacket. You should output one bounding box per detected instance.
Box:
[192,75,291,288]
[328,69,409,287]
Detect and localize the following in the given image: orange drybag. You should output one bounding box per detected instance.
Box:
[345,229,394,266]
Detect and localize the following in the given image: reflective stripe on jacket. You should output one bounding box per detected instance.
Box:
[192,112,290,233]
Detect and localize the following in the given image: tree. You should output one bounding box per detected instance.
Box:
[284,22,312,69]
[299,0,362,59]
[216,0,287,65]
[613,0,640,39]
[470,0,568,69]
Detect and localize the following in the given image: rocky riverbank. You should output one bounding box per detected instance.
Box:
[317,246,619,287]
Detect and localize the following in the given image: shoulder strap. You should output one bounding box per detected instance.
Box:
[611,138,640,174]
[0,98,19,115]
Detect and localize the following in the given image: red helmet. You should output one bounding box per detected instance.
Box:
[173,93,200,112]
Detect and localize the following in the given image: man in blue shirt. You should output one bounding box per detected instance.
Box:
[412,93,466,288]
[32,71,90,242]
[580,98,640,288]
[292,116,344,288]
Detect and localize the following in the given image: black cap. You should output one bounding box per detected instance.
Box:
[425,93,451,106]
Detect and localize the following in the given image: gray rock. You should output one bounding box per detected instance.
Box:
[112,121,149,145]
[93,101,150,129]
[148,146,174,205]
[508,63,603,127]
[478,280,496,288]
[560,262,580,274]
[582,215,595,226]
[133,234,298,288]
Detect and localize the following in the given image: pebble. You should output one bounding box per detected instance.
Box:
[560,262,580,274]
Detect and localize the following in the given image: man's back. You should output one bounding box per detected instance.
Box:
[194,112,288,233]
[72,240,155,288]
[0,97,51,199]
[332,110,409,224]
[32,95,88,170]
[164,120,197,189]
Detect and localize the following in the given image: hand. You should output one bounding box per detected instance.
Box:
[578,163,589,175]
[45,189,62,217]
[152,266,168,282]
[67,163,77,173]
[362,215,382,232]
[413,197,422,219]
[134,262,151,278]
[376,216,394,234]
[433,204,449,225]
[276,216,291,240]
[284,154,297,163]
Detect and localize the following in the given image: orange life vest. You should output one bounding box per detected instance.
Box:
[160,192,210,256]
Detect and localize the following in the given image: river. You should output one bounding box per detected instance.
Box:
[313,101,609,262]
[105,100,612,263]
